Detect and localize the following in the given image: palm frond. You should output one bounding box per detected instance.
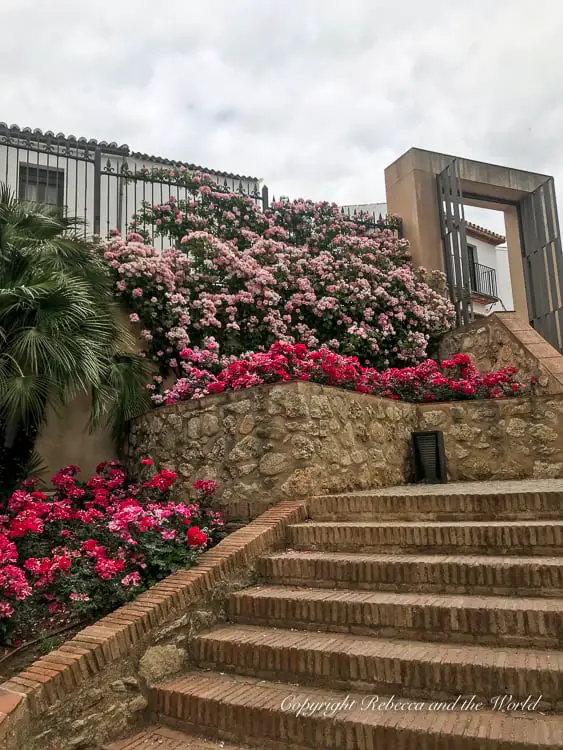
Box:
[0,188,149,464]
[25,449,47,481]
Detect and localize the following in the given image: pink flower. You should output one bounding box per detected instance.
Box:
[94,557,125,581]
[48,601,64,615]
[121,572,141,587]
[129,313,140,323]
[69,592,90,602]
[0,602,14,618]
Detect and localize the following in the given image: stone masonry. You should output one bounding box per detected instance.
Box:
[440,311,563,395]
[124,381,417,523]
[125,380,563,522]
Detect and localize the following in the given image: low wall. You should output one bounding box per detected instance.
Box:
[34,311,146,479]
[124,381,417,523]
[0,502,306,750]
[35,394,115,479]
[439,312,563,395]
[125,381,563,522]
[418,395,563,481]
[35,311,563,483]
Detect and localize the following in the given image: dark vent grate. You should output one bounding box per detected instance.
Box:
[412,431,447,484]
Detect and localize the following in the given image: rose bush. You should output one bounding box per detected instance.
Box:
[155,342,534,406]
[0,460,223,644]
[104,170,455,392]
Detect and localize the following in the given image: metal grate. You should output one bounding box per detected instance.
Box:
[437,160,473,327]
[519,177,563,352]
[411,431,447,484]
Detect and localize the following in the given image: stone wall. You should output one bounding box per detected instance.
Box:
[125,380,563,521]
[124,381,417,523]
[439,312,563,395]
[418,394,563,481]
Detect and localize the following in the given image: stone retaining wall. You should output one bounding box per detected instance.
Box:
[418,395,563,481]
[124,381,563,521]
[124,381,417,523]
[439,312,563,395]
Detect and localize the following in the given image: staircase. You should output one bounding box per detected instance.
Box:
[106,481,563,749]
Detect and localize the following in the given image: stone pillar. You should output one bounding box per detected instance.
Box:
[385,149,445,272]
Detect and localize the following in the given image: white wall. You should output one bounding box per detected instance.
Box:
[0,140,97,235]
[467,234,513,314]
[0,141,260,251]
[341,202,388,219]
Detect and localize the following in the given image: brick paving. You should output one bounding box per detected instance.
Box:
[149,672,563,749]
[105,726,251,749]
[329,478,563,496]
[259,551,563,596]
[107,483,563,749]
[193,624,563,708]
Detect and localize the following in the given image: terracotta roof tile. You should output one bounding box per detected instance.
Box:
[0,122,259,182]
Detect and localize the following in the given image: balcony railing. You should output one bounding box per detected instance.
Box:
[470,262,498,300]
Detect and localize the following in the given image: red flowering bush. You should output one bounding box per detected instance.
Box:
[0,461,223,644]
[158,342,534,406]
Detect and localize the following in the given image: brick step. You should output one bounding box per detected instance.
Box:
[288,520,563,555]
[192,624,563,710]
[227,585,563,647]
[308,490,563,521]
[259,551,563,597]
[103,726,251,749]
[104,726,252,749]
[149,671,563,750]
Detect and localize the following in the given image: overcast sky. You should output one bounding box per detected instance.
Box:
[2,0,563,234]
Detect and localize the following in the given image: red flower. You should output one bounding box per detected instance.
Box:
[140,458,153,466]
[207,382,226,394]
[187,526,208,548]
[144,469,177,492]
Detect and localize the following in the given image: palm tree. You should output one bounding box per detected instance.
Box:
[0,186,150,498]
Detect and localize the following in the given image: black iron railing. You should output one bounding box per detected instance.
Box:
[470,261,498,299]
[0,123,268,249]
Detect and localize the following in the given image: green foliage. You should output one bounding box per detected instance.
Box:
[0,186,150,497]
[36,633,65,656]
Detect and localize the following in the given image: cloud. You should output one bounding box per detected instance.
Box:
[1,0,563,226]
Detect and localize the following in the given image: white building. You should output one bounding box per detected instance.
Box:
[341,202,514,317]
[464,222,513,316]
[340,202,388,221]
[0,121,265,250]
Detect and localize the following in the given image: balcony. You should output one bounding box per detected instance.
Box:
[469,262,498,300]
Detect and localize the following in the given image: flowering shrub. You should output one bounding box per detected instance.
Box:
[0,461,223,644]
[157,342,534,406]
[104,171,454,394]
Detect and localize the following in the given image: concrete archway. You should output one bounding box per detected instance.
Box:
[385,148,563,350]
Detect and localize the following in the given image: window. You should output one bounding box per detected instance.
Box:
[19,165,64,209]
[467,244,477,290]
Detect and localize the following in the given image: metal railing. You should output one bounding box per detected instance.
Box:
[0,123,268,249]
[470,261,498,299]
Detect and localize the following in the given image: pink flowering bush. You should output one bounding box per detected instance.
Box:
[104,171,454,395]
[0,461,223,644]
[158,342,534,406]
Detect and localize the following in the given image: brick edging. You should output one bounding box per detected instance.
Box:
[0,499,307,741]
